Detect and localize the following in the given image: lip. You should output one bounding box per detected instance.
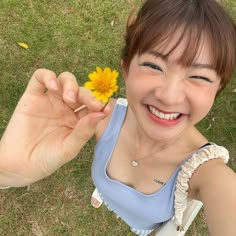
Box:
[146,105,186,127]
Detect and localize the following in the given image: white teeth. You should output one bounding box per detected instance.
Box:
[148,106,180,120]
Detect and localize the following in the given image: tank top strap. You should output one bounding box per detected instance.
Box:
[174,143,229,231]
[96,98,127,145]
[107,98,127,133]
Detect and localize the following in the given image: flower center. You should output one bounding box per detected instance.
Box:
[96,78,110,93]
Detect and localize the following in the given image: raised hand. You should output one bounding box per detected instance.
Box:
[0,69,109,187]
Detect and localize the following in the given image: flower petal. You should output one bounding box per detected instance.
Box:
[111,70,119,80]
[104,67,111,79]
[84,81,96,90]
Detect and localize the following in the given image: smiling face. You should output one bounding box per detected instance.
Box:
[122,0,236,95]
[123,35,221,143]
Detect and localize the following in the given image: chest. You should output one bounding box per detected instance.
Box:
[106,138,186,195]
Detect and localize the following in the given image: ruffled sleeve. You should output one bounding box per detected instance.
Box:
[174,143,229,231]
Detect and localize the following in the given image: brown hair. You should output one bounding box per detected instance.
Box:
[121,0,236,93]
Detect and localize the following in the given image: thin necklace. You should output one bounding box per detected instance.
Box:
[131,143,166,186]
[132,149,160,167]
[132,129,162,167]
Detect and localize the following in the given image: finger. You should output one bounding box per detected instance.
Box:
[57,72,80,110]
[60,112,106,161]
[77,87,105,112]
[25,69,58,95]
[75,98,111,121]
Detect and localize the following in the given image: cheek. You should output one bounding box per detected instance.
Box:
[191,89,217,118]
[124,69,143,93]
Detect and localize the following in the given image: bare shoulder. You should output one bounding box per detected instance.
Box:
[189,158,236,235]
[202,160,236,198]
[189,158,236,199]
[95,98,117,141]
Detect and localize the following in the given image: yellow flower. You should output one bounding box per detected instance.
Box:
[84,66,119,103]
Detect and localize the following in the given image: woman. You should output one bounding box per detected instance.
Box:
[0,0,236,235]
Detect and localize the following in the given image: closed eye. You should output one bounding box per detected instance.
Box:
[139,62,163,72]
[190,76,213,83]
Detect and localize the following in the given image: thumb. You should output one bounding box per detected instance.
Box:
[60,112,106,163]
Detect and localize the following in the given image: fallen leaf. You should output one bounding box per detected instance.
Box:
[17,42,29,49]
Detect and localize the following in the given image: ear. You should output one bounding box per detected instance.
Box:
[217,81,223,92]
[121,59,127,79]
[216,81,224,96]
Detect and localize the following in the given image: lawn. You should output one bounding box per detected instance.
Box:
[0,0,235,235]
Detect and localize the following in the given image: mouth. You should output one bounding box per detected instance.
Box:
[147,105,182,121]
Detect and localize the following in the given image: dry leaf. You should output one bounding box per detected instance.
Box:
[17,42,29,49]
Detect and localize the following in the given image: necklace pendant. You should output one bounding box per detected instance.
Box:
[132,160,139,167]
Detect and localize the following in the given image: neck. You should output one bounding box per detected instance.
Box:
[125,106,202,157]
[125,106,171,154]
[135,129,175,157]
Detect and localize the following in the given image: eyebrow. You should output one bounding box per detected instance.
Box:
[147,50,215,71]
[191,63,215,71]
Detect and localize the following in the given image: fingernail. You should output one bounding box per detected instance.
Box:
[97,101,105,107]
[67,90,76,102]
[49,80,58,90]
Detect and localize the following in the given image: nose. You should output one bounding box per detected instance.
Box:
[154,80,186,106]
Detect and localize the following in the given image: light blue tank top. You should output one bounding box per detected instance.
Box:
[92,98,198,231]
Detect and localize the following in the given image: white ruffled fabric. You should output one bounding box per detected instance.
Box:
[174,143,229,231]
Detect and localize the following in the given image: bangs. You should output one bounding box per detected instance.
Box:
[122,0,236,90]
[137,22,204,68]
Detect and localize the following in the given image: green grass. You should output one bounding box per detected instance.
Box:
[0,0,235,235]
